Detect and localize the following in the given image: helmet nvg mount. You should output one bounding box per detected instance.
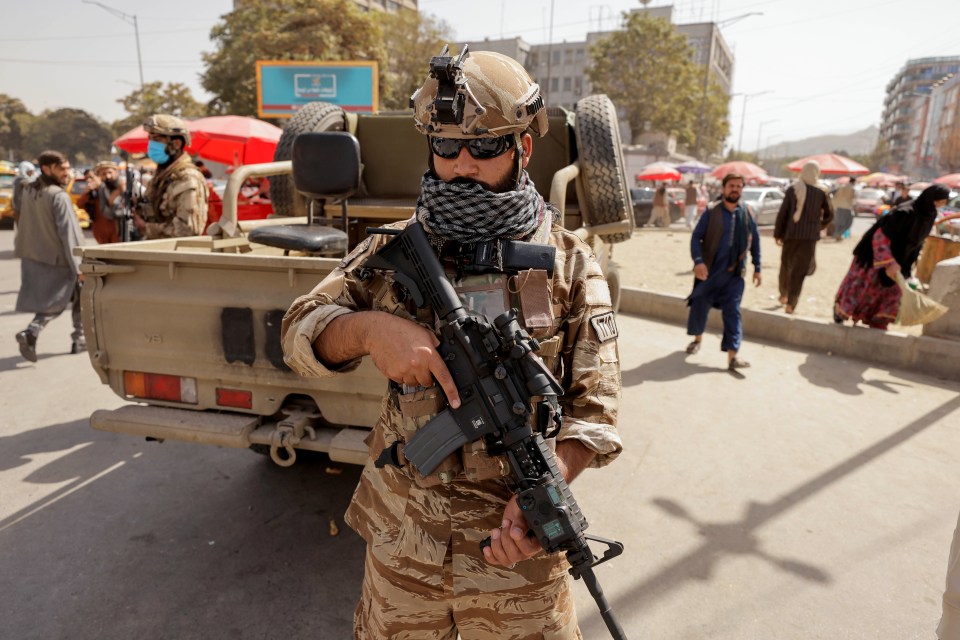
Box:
[143,114,191,146]
[411,45,548,140]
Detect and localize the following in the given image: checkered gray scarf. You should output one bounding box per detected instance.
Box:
[416,170,544,242]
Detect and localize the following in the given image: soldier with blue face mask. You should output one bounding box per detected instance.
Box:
[134,114,208,239]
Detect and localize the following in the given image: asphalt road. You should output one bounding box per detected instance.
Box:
[2,228,959,640]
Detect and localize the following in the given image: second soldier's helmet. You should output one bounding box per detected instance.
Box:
[411,46,547,139]
[143,114,192,146]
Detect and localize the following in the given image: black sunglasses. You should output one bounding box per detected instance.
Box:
[428,135,515,160]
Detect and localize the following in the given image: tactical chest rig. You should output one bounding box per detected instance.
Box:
[362,221,628,640]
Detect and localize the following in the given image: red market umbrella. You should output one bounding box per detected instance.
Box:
[787,153,869,175]
[113,125,154,155]
[709,161,768,182]
[934,173,960,189]
[189,116,283,166]
[636,161,681,182]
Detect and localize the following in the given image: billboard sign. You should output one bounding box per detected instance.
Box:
[256,61,378,118]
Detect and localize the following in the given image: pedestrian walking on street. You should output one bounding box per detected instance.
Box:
[685,172,761,370]
[774,160,834,314]
[684,180,699,228]
[13,150,85,362]
[833,184,950,330]
[832,176,856,241]
[650,182,671,227]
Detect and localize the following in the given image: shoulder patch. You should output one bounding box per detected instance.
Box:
[338,236,373,270]
[589,311,618,343]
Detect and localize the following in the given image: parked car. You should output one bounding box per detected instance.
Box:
[665,187,686,223]
[0,172,14,227]
[631,187,654,226]
[740,187,784,225]
[67,177,92,229]
[855,188,886,216]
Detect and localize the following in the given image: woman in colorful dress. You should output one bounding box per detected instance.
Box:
[834,184,950,329]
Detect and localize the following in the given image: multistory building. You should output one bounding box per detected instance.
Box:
[879,56,960,174]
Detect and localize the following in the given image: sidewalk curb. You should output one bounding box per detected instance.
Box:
[619,286,960,380]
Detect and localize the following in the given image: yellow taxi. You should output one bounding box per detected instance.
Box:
[67,176,92,229]
[0,173,15,227]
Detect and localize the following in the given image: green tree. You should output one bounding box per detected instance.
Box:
[0,94,32,160]
[113,81,207,136]
[374,10,453,111]
[23,109,114,165]
[588,13,701,150]
[201,0,386,117]
[697,77,731,160]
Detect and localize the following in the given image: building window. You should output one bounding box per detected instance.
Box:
[576,48,585,60]
[551,77,559,93]
[575,76,583,95]
[564,49,574,65]
[552,50,561,65]
[563,77,572,91]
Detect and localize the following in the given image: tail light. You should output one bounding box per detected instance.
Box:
[216,387,253,410]
[124,371,197,404]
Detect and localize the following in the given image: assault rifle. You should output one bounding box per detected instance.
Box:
[118,163,137,243]
[363,221,628,640]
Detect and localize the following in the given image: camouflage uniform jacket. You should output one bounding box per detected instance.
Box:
[142,153,208,239]
[281,216,622,594]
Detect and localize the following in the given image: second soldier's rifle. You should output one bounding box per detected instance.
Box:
[363,221,628,640]
[118,163,136,243]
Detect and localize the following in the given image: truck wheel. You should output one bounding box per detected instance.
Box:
[573,95,634,243]
[270,102,347,217]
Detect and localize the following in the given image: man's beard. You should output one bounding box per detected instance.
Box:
[723,193,740,204]
[428,153,517,194]
[104,178,119,191]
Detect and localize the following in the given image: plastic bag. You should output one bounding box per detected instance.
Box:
[896,272,948,326]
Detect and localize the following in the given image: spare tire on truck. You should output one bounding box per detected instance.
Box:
[573,95,634,244]
[269,102,347,217]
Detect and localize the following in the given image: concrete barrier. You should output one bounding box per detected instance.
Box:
[924,255,960,340]
[619,286,960,380]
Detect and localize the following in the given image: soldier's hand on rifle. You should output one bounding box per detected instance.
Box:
[361,313,461,408]
[482,495,540,567]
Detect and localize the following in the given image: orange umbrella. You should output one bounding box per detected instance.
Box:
[934,173,960,189]
[709,161,768,181]
[787,153,869,175]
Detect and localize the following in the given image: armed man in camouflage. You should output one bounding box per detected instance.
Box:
[133,114,208,239]
[282,48,622,639]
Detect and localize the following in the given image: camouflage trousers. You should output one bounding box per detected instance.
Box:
[353,542,582,640]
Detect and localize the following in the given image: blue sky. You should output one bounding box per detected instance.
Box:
[2,0,957,151]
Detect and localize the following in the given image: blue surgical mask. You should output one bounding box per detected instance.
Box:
[147,140,170,164]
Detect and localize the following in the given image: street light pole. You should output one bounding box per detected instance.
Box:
[736,90,771,154]
[83,0,144,92]
[757,119,778,158]
[694,11,762,160]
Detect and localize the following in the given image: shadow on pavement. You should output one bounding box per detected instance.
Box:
[580,394,960,637]
[621,351,726,387]
[799,352,922,396]
[0,420,365,639]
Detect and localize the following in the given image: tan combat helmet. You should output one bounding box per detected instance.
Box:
[411,45,547,140]
[143,114,191,145]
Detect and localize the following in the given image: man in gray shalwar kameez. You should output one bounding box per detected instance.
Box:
[14,150,85,362]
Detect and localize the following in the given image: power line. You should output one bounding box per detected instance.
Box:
[0,57,200,68]
[1,27,208,43]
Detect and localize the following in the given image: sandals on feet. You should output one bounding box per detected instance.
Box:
[685,340,701,354]
[728,358,751,370]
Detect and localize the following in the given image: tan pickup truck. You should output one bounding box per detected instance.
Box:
[79,97,633,467]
